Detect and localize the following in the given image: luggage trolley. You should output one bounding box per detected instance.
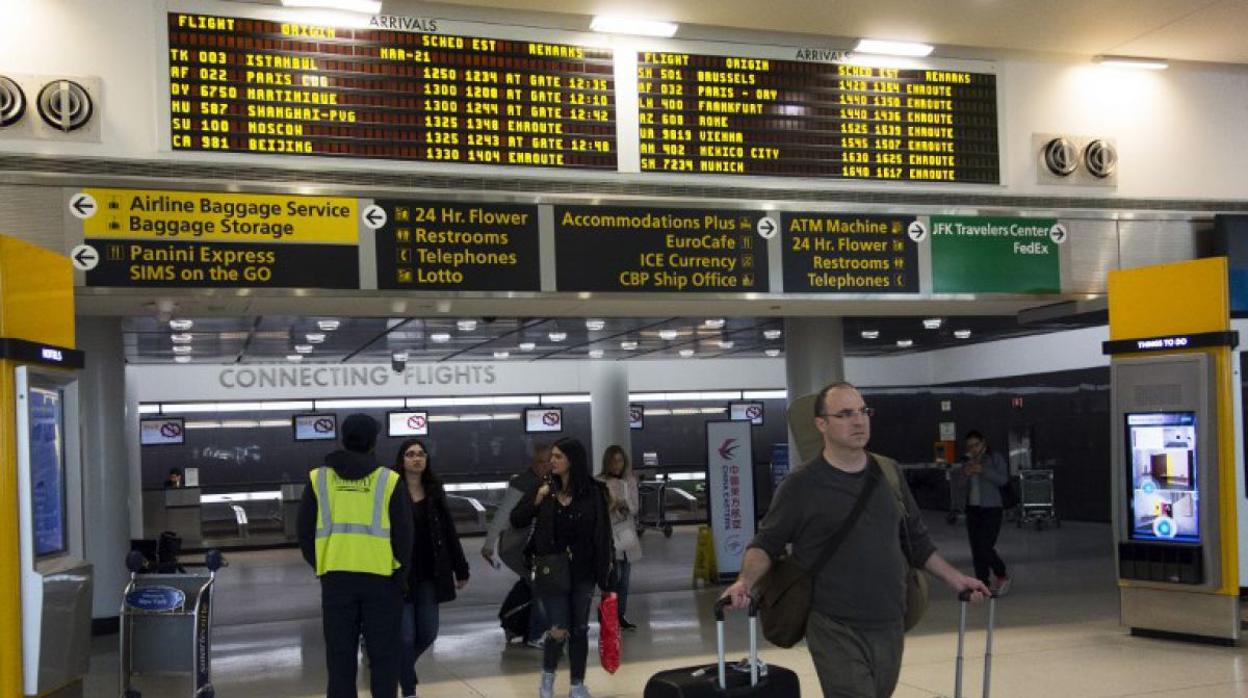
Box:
[1017,469,1060,530]
[120,549,226,698]
[637,478,674,538]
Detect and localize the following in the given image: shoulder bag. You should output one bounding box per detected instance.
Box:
[876,454,931,632]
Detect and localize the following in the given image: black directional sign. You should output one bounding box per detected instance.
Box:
[782,212,920,293]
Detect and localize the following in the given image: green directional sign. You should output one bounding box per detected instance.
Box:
[931,216,1064,294]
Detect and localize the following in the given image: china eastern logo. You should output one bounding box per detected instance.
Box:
[717,438,740,460]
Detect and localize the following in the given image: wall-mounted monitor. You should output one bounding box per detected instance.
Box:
[388,411,429,437]
[730,401,765,426]
[1126,411,1200,543]
[629,404,644,430]
[140,417,185,446]
[293,413,338,442]
[525,407,563,433]
[26,381,67,557]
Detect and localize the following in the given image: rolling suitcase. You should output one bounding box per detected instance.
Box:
[643,597,800,698]
[955,590,998,698]
[499,578,532,641]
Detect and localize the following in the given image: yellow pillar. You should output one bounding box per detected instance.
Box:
[0,235,76,697]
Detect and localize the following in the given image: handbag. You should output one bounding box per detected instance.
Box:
[878,455,930,631]
[598,592,621,674]
[755,464,881,648]
[611,519,639,553]
[532,552,572,596]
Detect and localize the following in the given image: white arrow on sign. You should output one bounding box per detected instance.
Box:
[1049,223,1068,245]
[756,216,778,239]
[70,244,99,271]
[362,204,387,230]
[907,220,928,243]
[69,193,97,219]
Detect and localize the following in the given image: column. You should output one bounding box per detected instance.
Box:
[587,362,630,475]
[783,317,845,463]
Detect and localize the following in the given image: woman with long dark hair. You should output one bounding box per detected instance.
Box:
[597,444,641,630]
[511,437,613,698]
[391,439,470,698]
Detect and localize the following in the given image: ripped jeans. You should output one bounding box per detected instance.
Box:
[539,577,596,683]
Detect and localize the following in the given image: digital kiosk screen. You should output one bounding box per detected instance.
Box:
[729,401,764,426]
[388,411,429,437]
[1126,412,1200,543]
[294,413,339,441]
[27,383,67,557]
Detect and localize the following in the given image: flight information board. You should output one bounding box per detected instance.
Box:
[167,13,617,169]
[637,52,998,183]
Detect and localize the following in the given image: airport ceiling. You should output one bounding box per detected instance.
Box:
[404,0,1248,65]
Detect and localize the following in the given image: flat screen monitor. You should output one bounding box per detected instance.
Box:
[1126,411,1200,543]
[730,401,765,426]
[388,411,429,437]
[525,407,563,433]
[293,413,338,441]
[629,404,644,430]
[140,417,185,446]
[27,382,66,557]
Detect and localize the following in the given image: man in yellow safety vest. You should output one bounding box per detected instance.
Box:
[299,413,414,698]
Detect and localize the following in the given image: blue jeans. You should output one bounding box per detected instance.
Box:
[610,555,631,619]
[539,578,596,683]
[525,577,548,643]
[399,580,439,696]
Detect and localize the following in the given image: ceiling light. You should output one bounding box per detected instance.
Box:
[1093,55,1169,71]
[718,340,734,349]
[457,319,477,332]
[585,318,606,331]
[763,329,782,340]
[854,38,933,57]
[896,339,914,348]
[174,355,192,364]
[317,319,340,331]
[172,345,193,355]
[588,349,605,359]
[954,329,972,339]
[286,354,304,362]
[169,319,193,331]
[281,0,382,13]
[494,351,510,359]
[590,15,678,37]
[430,332,451,343]
[703,318,725,329]
[518,342,536,351]
[659,329,678,340]
[549,331,567,342]
[170,333,193,344]
[294,344,314,354]
[861,330,880,340]
[620,340,638,350]
[679,348,695,358]
[392,351,409,362]
[305,332,326,344]
[923,318,943,330]
[765,349,781,358]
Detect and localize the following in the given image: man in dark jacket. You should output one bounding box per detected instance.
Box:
[298,414,414,698]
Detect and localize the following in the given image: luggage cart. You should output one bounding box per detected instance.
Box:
[636,479,674,538]
[121,549,226,698]
[1017,469,1059,530]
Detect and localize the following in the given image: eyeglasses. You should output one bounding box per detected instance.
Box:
[819,407,875,420]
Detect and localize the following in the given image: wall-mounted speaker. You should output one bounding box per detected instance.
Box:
[1034,133,1119,187]
[0,74,101,142]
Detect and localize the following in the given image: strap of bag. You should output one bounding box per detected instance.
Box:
[875,455,916,558]
[809,460,881,576]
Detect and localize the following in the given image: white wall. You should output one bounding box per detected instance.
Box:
[3,0,1247,200]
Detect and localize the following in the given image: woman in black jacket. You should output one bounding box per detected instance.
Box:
[511,437,612,698]
[392,439,470,698]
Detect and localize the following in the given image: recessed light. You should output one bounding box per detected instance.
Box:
[588,349,604,359]
[679,348,695,358]
[896,339,914,348]
[169,319,194,331]
[174,355,192,364]
[620,340,638,350]
[549,331,567,342]
[392,351,409,362]
[763,329,782,340]
[306,332,327,343]
[765,349,781,358]
[430,332,451,343]
[923,318,943,330]
[954,329,972,339]
[518,342,536,351]
[172,345,192,355]
[1093,54,1169,71]
[286,354,304,362]
[585,318,606,331]
[854,38,933,57]
[659,329,678,340]
[703,318,725,329]
[317,319,340,331]
[718,340,734,349]
[493,351,510,359]
[294,344,313,354]
[170,333,193,344]
[590,15,678,37]
[457,319,477,332]
[861,330,880,340]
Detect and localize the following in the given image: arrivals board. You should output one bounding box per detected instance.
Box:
[555,206,768,292]
[374,200,540,291]
[637,52,998,183]
[167,13,616,170]
[782,213,920,293]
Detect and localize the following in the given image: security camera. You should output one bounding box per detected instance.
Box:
[391,351,408,373]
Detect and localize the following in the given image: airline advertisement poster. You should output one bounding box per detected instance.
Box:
[706,420,755,580]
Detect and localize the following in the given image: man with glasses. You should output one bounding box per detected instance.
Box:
[723,382,988,697]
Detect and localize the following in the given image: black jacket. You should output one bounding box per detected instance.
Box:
[404,481,471,604]
[297,450,414,584]
[511,479,613,590]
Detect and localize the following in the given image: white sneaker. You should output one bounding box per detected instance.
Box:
[539,671,556,698]
[992,574,1012,597]
[568,682,592,698]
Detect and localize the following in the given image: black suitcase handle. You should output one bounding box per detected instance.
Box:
[711,596,759,689]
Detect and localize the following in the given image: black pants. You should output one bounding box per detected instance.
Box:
[321,572,404,698]
[539,577,596,683]
[965,506,1007,584]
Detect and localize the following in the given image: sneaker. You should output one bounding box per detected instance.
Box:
[618,616,637,631]
[992,574,1012,597]
[568,682,592,698]
[525,632,547,649]
[539,671,556,698]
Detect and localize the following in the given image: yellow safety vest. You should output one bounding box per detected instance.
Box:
[309,466,400,577]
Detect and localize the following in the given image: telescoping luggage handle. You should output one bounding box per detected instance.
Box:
[955,590,998,698]
[712,596,760,690]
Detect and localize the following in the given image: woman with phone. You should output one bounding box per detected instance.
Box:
[511,437,613,698]
[392,439,470,698]
[597,444,642,630]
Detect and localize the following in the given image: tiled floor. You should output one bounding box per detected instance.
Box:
[92,513,1248,697]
